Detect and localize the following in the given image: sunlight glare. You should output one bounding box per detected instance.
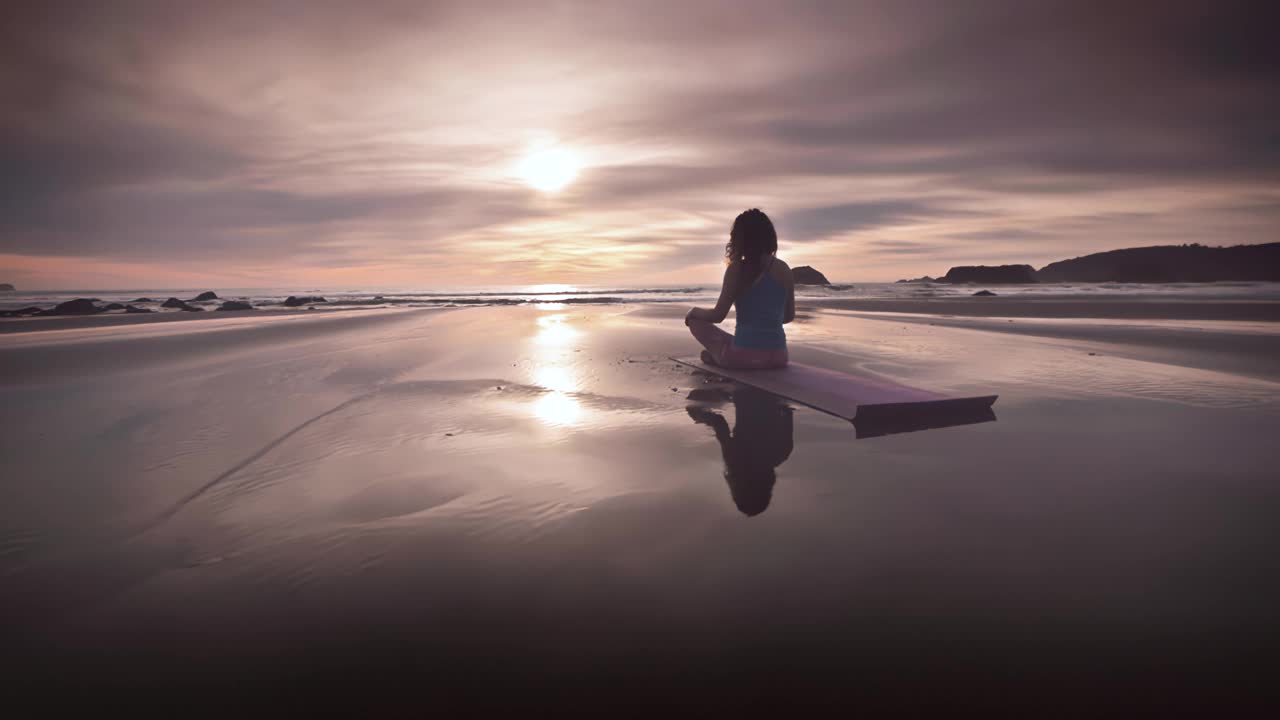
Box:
[534,391,582,426]
[525,284,576,294]
[534,366,578,393]
[518,147,580,192]
[535,313,580,346]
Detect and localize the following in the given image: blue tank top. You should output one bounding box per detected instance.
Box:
[733,265,787,349]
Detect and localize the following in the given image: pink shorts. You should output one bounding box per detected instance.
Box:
[687,319,788,370]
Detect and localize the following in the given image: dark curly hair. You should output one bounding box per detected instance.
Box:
[725,209,778,295]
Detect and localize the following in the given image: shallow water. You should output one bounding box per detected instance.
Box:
[2,305,1278,711]
[5,279,1280,314]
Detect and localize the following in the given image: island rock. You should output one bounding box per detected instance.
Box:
[283,295,328,307]
[792,266,830,285]
[941,265,1038,284]
[0,283,14,291]
[895,276,935,283]
[972,290,997,296]
[1037,243,1280,283]
[47,298,104,315]
[103,302,126,310]
[189,291,219,301]
[216,300,255,311]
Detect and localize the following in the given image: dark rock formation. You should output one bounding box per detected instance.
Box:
[0,283,14,291]
[895,276,935,283]
[972,290,997,297]
[792,266,830,285]
[284,295,327,307]
[103,302,126,310]
[161,297,202,311]
[47,298,104,315]
[941,265,1038,284]
[216,300,255,311]
[189,291,219,301]
[1037,243,1280,283]
[0,306,44,317]
[132,297,154,303]
[124,305,154,314]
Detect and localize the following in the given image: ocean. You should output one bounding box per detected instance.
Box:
[4,280,1280,313]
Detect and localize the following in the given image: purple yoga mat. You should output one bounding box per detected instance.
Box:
[671,356,998,423]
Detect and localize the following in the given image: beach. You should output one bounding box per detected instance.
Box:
[3,299,1279,713]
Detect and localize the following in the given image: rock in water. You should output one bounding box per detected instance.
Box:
[103,302,126,310]
[124,305,154,314]
[161,297,203,311]
[895,276,935,283]
[132,297,154,303]
[216,300,255,311]
[189,291,219,301]
[0,283,15,291]
[48,298,104,315]
[972,290,997,296]
[283,295,327,307]
[792,266,830,285]
[941,265,1038,284]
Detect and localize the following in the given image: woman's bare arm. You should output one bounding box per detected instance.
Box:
[686,263,739,324]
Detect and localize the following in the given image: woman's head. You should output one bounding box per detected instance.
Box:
[725,208,777,264]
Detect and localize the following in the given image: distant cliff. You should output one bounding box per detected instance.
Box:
[1037,243,1280,283]
[940,265,1038,284]
[792,266,830,285]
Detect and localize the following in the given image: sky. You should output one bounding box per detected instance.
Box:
[1,0,1277,289]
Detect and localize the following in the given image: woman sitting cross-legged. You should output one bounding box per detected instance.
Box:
[685,208,795,369]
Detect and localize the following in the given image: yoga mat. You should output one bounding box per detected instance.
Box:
[671,356,998,437]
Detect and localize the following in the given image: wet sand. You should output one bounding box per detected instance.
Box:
[818,295,1280,321]
[2,304,1278,714]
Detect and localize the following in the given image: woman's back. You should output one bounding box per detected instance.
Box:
[733,258,790,349]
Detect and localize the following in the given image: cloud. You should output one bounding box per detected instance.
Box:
[777,200,986,243]
[1,0,1277,286]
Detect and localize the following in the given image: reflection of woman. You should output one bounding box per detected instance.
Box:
[688,387,794,516]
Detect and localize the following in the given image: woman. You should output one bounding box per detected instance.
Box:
[685,208,795,369]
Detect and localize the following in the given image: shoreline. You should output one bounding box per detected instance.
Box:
[0,305,388,335]
[810,297,1280,321]
[4,295,1280,336]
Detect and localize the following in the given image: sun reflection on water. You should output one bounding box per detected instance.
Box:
[530,311,585,427]
[534,313,581,346]
[533,391,582,426]
[534,366,578,393]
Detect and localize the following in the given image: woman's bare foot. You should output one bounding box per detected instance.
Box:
[700,350,719,366]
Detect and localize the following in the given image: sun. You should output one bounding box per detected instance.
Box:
[518,147,580,192]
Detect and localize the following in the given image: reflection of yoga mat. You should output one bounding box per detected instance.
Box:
[671,357,998,437]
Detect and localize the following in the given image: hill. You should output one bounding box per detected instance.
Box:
[940,265,1038,284]
[1037,243,1280,283]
